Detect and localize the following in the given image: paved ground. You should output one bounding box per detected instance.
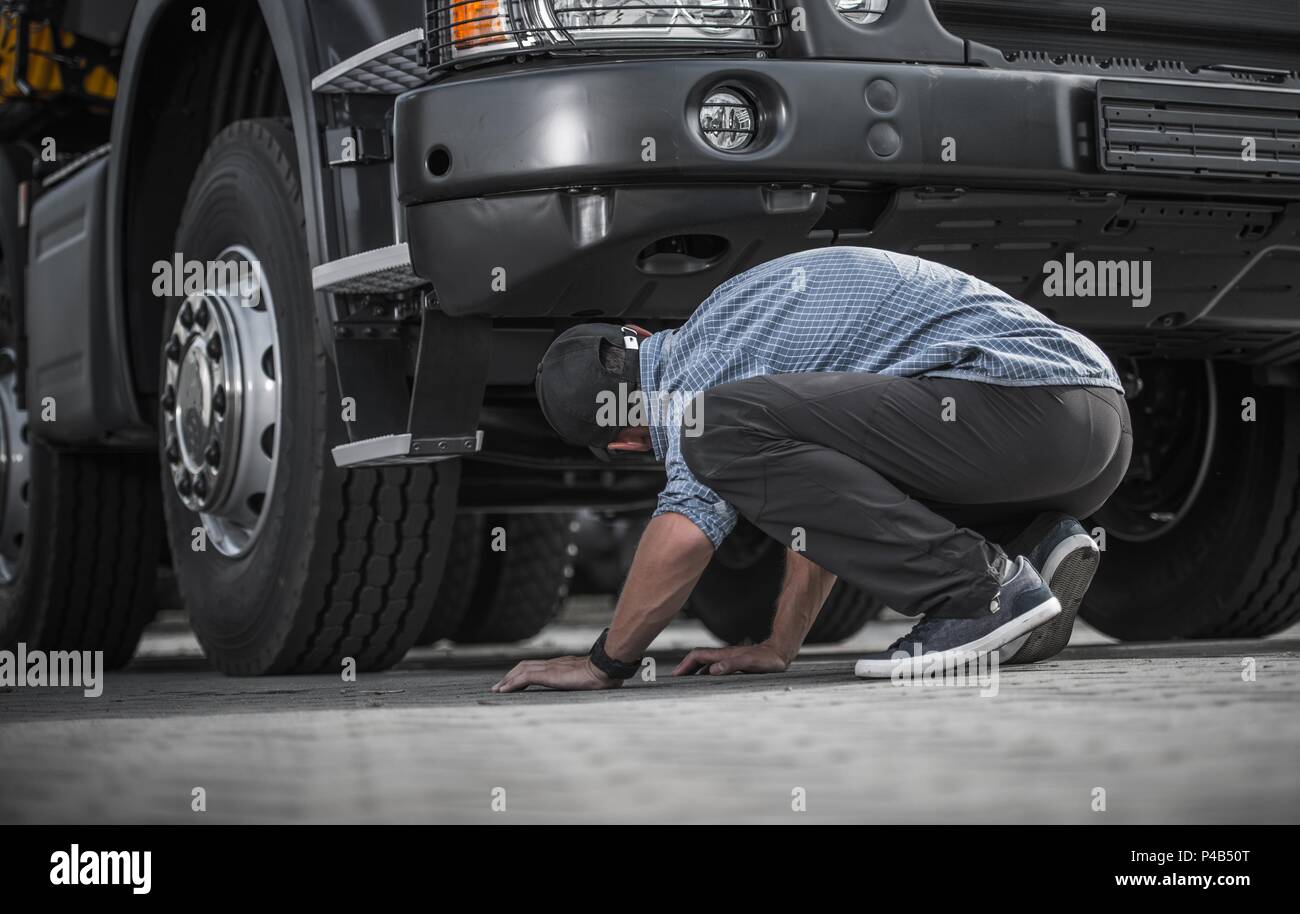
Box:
[1,603,1297,824]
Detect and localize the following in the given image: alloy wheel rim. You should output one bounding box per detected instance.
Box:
[0,347,30,583]
[161,246,282,558]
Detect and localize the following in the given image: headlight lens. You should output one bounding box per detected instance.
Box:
[550,0,758,41]
[433,0,773,64]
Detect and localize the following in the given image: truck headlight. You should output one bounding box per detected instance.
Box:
[431,0,777,65]
[550,0,758,42]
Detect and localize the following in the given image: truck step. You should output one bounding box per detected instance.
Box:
[312,243,425,295]
[332,431,484,469]
[311,28,427,95]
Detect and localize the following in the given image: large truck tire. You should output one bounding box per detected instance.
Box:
[687,520,884,645]
[1083,361,1300,640]
[568,511,645,596]
[808,583,886,643]
[414,514,484,645]
[452,513,576,644]
[159,119,457,675]
[0,253,160,668]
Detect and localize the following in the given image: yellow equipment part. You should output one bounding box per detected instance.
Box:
[0,16,117,102]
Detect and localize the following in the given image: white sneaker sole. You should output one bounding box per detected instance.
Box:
[854,595,1062,679]
[1043,532,1099,582]
[1003,533,1100,661]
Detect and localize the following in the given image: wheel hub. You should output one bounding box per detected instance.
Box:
[1095,359,1216,543]
[161,248,280,557]
[0,348,29,583]
[176,342,216,471]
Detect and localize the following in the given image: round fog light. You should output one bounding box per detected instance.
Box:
[835,0,888,25]
[700,89,755,152]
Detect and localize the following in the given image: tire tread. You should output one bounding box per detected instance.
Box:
[8,444,161,668]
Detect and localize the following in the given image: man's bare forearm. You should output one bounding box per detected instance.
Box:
[765,550,838,664]
[604,512,715,661]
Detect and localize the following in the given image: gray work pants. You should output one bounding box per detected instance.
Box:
[681,373,1132,619]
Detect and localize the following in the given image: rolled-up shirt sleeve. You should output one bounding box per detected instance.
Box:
[652,429,737,549]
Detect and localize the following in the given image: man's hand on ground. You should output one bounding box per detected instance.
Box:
[673,642,790,677]
[492,657,621,693]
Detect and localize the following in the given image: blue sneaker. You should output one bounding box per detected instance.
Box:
[854,555,1060,679]
[1002,513,1100,665]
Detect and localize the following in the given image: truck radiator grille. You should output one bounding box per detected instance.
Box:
[424,0,782,70]
[1098,80,1300,181]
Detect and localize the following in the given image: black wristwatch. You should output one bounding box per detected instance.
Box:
[588,629,641,680]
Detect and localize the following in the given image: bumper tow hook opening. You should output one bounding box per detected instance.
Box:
[635,235,730,276]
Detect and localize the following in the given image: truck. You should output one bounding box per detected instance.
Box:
[0,0,1297,675]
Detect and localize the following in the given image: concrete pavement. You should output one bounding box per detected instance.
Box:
[1,608,1297,823]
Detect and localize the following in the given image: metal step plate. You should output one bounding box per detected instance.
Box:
[332,431,484,469]
[312,243,425,295]
[312,28,427,95]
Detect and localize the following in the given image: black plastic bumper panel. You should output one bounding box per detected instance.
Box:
[395,58,1300,344]
[855,189,1300,347]
[409,183,827,318]
[395,60,1300,207]
[395,60,1099,205]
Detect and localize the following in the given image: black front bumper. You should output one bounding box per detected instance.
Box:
[394,59,1300,337]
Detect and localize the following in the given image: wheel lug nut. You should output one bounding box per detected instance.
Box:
[166,441,180,465]
[165,335,181,363]
[179,302,195,330]
[205,442,221,468]
[206,335,222,362]
[178,474,193,497]
[161,386,176,414]
[193,474,209,500]
[196,302,210,329]
[213,386,226,416]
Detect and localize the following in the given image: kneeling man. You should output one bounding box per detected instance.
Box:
[494,247,1131,692]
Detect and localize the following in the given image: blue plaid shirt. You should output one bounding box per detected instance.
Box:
[640,246,1123,547]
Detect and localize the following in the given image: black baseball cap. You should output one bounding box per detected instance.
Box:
[535,324,643,458]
